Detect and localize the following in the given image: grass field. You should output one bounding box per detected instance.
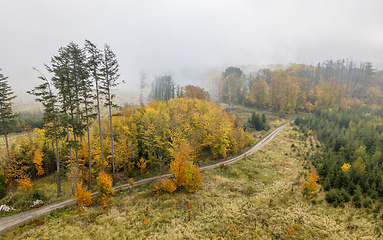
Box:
[2,124,382,239]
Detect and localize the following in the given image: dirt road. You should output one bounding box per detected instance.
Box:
[0,123,286,235]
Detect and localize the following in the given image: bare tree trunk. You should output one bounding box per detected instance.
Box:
[108,90,116,185]
[95,78,105,171]
[53,118,61,197]
[3,127,9,157]
[66,121,74,194]
[85,102,92,190]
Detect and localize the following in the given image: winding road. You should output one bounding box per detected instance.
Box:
[0,123,287,235]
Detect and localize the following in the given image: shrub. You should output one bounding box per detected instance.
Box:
[75,181,92,210]
[162,179,177,194]
[0,185,5,200]
[97,171,114,208]
[184,162,203,193]
[0,175,6,199]
[353,195,362,208]
[153,180,163,194]
[340,188,351,202]
[170,144,203,193]
[137,158,148,176]
[363,197,373,209]
[301,171,321,197]
[325,189,342,204]
[377,184,383,197]
[128,178,134,187]
[16,175,33,191]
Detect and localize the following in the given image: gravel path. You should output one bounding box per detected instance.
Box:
[0,123,286,234]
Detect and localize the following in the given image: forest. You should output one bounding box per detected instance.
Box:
[294,106,383,209]
[216,61,383,113]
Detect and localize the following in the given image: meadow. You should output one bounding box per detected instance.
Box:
[3,124,382,239]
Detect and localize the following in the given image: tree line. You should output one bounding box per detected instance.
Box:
[0,97,251,199]
[217,61,383,113]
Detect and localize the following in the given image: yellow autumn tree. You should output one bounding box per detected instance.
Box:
[170,144,191,187]
[170,143,203,192]
[33,149,45,176]
[75,181,93,210]
[97,171,114,208]
[137,158,148,176]
[17,174,33,191]
[301,171,321,197]
[352,157,366,174]
[341,163,351,172]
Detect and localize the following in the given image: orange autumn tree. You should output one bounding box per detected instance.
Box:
[169,143,203,193]
[301,171,321,197]
[75,181,93,210]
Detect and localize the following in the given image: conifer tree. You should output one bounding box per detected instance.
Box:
[139,70,147,107]
[0,69,16,157]
[28,68,62,197]
[48,46,74,171]
[85,40,105,172]
[100,44,122,185]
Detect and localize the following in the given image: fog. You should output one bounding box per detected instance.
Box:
[1,0,383,107]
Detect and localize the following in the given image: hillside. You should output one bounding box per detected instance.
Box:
[2,124,381,239]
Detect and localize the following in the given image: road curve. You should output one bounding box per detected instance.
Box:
[0,123,287,235]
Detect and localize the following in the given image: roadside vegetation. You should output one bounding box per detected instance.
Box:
[3,125,382,239]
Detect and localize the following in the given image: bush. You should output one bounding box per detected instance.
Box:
[32,189,47,202]
[16,176,33,191]
[97,172,114,208]
[153,180,162,194]
[184,162,203,193]
[170,144,203,193]
[162,179,177,194]
[340,188,351,202]
[353,195,361,208]
[0,175,6,199]
[363,197,373,209]
[75,181,92,210]
[325,189,342,204]
[377,184,383,197]
[301,171,321,197]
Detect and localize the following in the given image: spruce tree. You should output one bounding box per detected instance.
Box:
[85,40,105,172]
[139,70,147,107]
[0,69,16,157]
[28,68,62,197]
[100,44,122,185]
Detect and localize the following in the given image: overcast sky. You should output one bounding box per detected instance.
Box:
[1,0,383,105]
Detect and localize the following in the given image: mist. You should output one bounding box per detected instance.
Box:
[1,0,383,108]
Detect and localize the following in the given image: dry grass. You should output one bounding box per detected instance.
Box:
[2,125,383,239]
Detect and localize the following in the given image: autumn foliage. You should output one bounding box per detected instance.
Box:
[16,175,33,191]
[2,98,248,198]
[33,149,45,176]
[161,179,177,194]
[75,181,93,209]
[170,144,203,193]
[301,171,321,196]
[97,171,114,208]
[154,144,203,194]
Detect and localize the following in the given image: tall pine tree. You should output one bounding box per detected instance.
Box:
[28,68,62,197]
[0,69,16,157]
[100,44,122,185]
